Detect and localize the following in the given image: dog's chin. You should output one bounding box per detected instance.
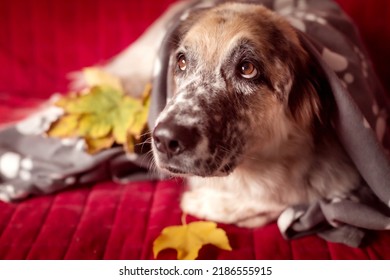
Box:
[152,146,238,177]
[160,165,191,177]
[156,161,235,178]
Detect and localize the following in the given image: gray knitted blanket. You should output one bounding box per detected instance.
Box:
[1,0,389,247]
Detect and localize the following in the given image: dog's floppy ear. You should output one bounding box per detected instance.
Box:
[165,7,209,95]
[288,49,334,131]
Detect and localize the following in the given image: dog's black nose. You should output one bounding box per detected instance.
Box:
[153,121,198,157]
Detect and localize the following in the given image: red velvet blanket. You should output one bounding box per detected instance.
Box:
[1,0,390,259]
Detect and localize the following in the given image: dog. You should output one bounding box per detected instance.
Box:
[74,0,361,228]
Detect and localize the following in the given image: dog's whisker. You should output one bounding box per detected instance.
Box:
[148,156,159,175]
[137,151,152,170]
[138,131,152,138]
[135,148,156,174]
[136,136,152,154]
[134,140,151,147]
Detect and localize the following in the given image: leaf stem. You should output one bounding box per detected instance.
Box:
[181,213,187,226]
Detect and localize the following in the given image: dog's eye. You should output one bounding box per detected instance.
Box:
[239,61,257,79]
[177,54,187,71]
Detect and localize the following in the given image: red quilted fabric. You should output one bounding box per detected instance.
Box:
[1,0,390,260]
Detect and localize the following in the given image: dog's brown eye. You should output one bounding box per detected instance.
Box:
[239,61,257,79]
[177,54,187,71]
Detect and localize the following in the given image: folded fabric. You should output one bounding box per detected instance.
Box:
[0,105,157,202]
[1,0,389,247]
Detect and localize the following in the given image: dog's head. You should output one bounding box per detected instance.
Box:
[152,3,327,177]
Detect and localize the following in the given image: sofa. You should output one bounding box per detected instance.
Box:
[0,0,389,259]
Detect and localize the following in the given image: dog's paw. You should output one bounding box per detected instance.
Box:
[180,189,231,223]
[236,211,281,228]
[181,188,283,228]
[180,189,248,225]
[180,190,209,219]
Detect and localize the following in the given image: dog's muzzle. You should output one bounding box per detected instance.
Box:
[153,120,199,159]
[152,115,206,175]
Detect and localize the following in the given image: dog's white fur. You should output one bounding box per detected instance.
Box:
[73,1,360,228]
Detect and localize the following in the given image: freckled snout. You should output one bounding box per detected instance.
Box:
[152,119,199,158]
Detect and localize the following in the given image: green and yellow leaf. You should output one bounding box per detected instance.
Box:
[46,68,151,154]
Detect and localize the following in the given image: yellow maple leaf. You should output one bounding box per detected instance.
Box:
[47,114,80,138]
[47,68,151,154]
[153,220,232,260]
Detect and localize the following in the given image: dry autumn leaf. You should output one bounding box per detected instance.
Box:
[153,220,232,260]
[47,68,150,154]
